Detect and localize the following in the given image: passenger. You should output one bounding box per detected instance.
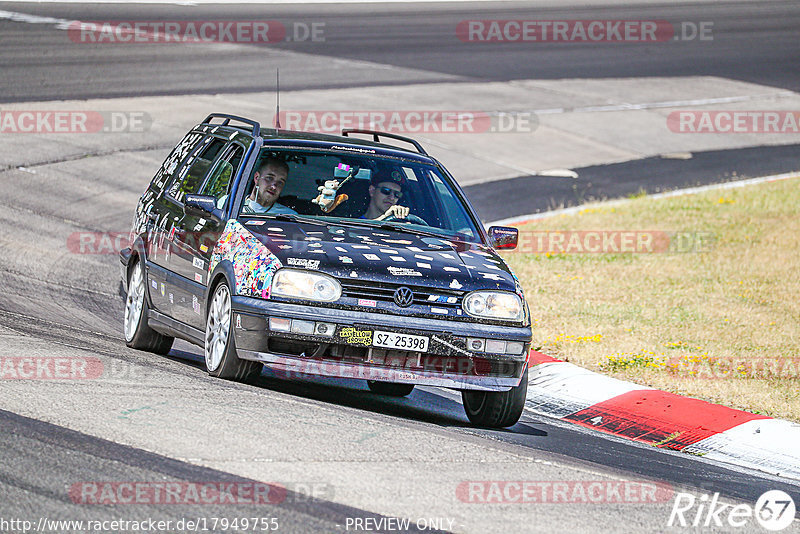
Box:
[242,158,297,215]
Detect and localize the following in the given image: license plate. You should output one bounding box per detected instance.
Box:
[373,331,429,352]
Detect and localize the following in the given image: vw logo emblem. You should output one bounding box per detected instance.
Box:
[393,287,414,308]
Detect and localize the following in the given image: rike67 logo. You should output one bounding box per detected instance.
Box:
[669,490,796,531]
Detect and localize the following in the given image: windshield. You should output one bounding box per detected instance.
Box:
[237,148,482,242]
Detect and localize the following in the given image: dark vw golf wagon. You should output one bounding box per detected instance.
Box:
[121,113,532,427]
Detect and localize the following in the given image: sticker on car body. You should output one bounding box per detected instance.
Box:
[388,267,422,277]
[339,327,373,346]
[287,258,320,269]
[209,220,283,298]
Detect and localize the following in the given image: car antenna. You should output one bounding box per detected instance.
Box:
[274,68,281,129]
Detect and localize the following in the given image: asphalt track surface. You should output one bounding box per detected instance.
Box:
[1,0,799,101]
[467,143,800,222]
[1,1,799,532]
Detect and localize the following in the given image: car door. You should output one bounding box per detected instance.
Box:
[144,130,207,315]
[171,141,246,328]
[157,136,226,324]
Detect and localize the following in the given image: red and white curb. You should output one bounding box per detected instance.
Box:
[524,351,800,481]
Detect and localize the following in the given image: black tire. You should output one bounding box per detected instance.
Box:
[124,259,174,355]
[204,281,262,382]
[462,367,528,428]
[367,381,415,397]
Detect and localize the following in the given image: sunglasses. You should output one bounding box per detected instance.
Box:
[378,186,403,199]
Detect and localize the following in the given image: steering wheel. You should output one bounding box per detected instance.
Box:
[383,213,429,226]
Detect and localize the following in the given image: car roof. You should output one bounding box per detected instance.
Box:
[260,130,436,164]
[196,114,436,165]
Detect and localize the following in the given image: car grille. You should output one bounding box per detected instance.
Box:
[339,279,464,308]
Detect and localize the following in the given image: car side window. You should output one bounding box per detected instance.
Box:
[149,131,206,193]
[166,137,227,203]
[429,170,476,237]
[200,144,243,206]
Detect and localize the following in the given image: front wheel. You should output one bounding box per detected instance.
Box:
[367,381,415,397]
[124,260,174,355]
[462,367,528,428]
[205,281,262,382]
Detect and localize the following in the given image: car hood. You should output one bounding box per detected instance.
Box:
[241,219,519,293]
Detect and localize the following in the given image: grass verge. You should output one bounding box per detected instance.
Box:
[502,175,800,421]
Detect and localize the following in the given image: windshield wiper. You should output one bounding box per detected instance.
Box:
[339,218,450,239]
[377,221,448,239]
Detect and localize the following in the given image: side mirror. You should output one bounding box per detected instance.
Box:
[184,194,222,224]
[488,226,518,250]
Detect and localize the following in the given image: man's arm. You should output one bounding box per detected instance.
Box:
[375,205,410,221]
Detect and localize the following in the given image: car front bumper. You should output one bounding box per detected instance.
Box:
[231,295,531,391]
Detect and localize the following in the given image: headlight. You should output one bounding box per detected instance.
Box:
[462,291,523,322]
[271,269,341,302]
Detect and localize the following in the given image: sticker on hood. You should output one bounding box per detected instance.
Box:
[287,258,320,270]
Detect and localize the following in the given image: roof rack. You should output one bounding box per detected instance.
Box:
[202,113,261,137]
[341,128,428,156]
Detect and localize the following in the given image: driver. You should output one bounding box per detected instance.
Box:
[362,171,409,221]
